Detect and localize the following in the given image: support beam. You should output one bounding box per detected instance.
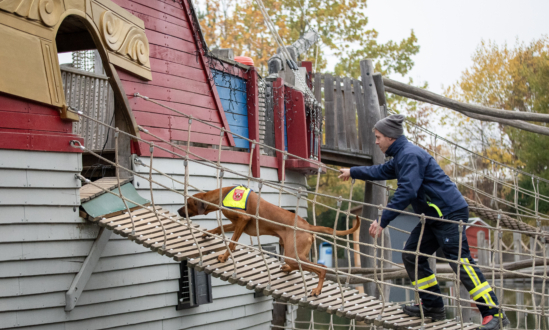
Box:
[246,67,261,178]
[383,77,549,123]
[65,227,112,311]
[359,59,388,297]
[384,83,549,136]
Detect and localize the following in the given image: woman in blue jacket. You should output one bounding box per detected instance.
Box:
[339,114,508,330]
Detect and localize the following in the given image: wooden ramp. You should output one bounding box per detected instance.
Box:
[80,180,478,330]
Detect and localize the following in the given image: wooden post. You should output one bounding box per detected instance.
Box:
[324,74,336,148]
[353,78,370,154]
[335,76,347,150]
[428,254,437,275]
[359,59,386,297]
[373,73,388,118]
[271,302,286,330]
[352,221,363,291]
[246,67,261,178]
[272,77,286,182]
[460,284,471,322]
[114,98,132,179]
[477,231,488,266]
[513,232,522,262]
[343,77,359,151]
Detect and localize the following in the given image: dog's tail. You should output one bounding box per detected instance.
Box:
[306,216,360,236]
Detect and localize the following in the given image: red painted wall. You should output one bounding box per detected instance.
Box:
[113,0,247,160]
[0,93,83,153]
[467,226,490,259]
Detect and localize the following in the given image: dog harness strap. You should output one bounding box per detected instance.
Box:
[223,186,252,210]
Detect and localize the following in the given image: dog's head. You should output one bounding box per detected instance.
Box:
[177,193,207,218]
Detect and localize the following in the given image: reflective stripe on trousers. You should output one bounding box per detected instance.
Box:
[412,274,438,290]
[463,258,497,307]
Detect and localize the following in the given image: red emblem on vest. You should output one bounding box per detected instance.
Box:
[233,189,245,201]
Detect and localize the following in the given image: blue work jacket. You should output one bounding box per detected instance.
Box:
[350,135,467,228]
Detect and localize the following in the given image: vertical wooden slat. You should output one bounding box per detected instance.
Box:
[353,79,368,153]
[343,77,359,151]
[360,60,382,159]
[92,78,100,150]
[359,59,386,297]
[98,78,108,150]
[313,73,322,103]
[85,77,95,150]
[263,81,276,157]
[272,77,285,182]
[106,84,116,150]
[76,74,84,140]
[335,76,347,150]
[373,73,388,119]
[323,74,335,148]
[95,79,105,150]
[246,67,260,178]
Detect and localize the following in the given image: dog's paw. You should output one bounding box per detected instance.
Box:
[280,264,291,273]
[217,254,228,263]
[202,232,210,239]
[310,288,322,297]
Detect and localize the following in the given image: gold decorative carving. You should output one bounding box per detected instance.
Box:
[100,10,149,66]
[0,0,64,27]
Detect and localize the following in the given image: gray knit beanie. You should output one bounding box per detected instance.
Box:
[374,114,405,139]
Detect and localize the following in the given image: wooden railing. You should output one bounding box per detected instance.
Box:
[313,69,387,166]
[60,65,115,151]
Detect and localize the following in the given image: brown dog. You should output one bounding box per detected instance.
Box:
[177,186,360,296]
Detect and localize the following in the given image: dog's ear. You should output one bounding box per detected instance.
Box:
[196,199,206,215]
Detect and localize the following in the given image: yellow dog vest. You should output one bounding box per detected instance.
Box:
[223,186,252,210]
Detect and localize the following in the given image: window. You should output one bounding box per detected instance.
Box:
[176,260,213,310]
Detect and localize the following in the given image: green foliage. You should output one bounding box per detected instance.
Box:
[197,0,419,78]
[444,36,549,217]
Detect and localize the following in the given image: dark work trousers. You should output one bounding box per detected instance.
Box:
[402,207,499,317]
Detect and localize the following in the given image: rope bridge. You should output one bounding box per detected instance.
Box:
[69,90,549,330]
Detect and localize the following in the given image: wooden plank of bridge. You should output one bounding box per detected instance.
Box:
[323,74,336,148]
[79,177,132,202]
[344,77,359,151]
[353,78,369,154]
[338,296,378,317]
[335,76,347,150]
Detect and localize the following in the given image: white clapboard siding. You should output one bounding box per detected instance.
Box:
[1,294,272,329]
[0,206,85,224]
[0,149,316,329]
[0,239,151,262]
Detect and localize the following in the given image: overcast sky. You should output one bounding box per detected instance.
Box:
[332,0,549,94]
[60,0,548,96]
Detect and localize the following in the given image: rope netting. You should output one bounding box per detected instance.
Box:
[68,87,549,329]
[64,1,549,328]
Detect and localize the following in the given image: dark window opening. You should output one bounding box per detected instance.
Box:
[177,260,213,310]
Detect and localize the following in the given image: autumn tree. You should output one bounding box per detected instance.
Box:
[442,37,549,214]
[196,0,419,78]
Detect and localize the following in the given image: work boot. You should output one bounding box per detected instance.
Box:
[402,304,446,320]
[476,313,510,330]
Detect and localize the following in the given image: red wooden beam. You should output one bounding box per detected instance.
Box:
[0,131,83,153]
[272,77,286,182]
[246,67,260,178]
[179,0,236,147]
[285,87,308,160]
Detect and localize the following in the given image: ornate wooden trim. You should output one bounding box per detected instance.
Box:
[0,0,152,121]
